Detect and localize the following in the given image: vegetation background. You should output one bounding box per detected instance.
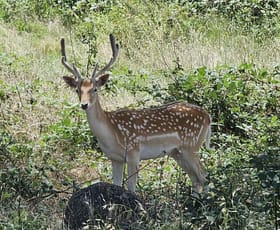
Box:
[0,0,279,229]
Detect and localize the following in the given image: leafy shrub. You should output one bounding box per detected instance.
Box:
[0,131,56,229]
[160,63,279,228]
[167,63,279,137]
[177,0,280,37]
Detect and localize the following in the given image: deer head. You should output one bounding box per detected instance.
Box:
[61,34,119,110]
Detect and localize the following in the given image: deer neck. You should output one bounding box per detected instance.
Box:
[84,95,122,151]
[85,95,108,135]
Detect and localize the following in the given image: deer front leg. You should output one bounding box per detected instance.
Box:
[112,160,124,187]
[127,153,140,192]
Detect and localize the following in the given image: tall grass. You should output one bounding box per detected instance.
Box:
[83,1,280,71]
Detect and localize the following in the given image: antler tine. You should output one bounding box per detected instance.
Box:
[73,65,82,79]
[91,63,99,80]
[93,34,119,79]
[61,38,82,80]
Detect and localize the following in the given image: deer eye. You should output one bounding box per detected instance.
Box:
[88,88,97,94]
[91,87,98,93]
[75,88,79,93]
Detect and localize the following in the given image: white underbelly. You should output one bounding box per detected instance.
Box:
[139,132,181,160]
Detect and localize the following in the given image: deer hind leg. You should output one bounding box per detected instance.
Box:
[112,160,124,187]
[171,148,206,194]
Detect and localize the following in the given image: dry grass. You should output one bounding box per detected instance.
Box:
[101,30,280,72]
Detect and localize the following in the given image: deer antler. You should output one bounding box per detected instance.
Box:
[92,34,119,79]
[61,38,82,80]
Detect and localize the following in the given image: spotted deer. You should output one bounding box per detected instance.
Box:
[61,34,211,194]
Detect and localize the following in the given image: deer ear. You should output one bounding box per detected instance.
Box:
[63,76,78,88]
[96,74,109,87]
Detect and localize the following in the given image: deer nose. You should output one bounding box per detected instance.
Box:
[81,103,88,110]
